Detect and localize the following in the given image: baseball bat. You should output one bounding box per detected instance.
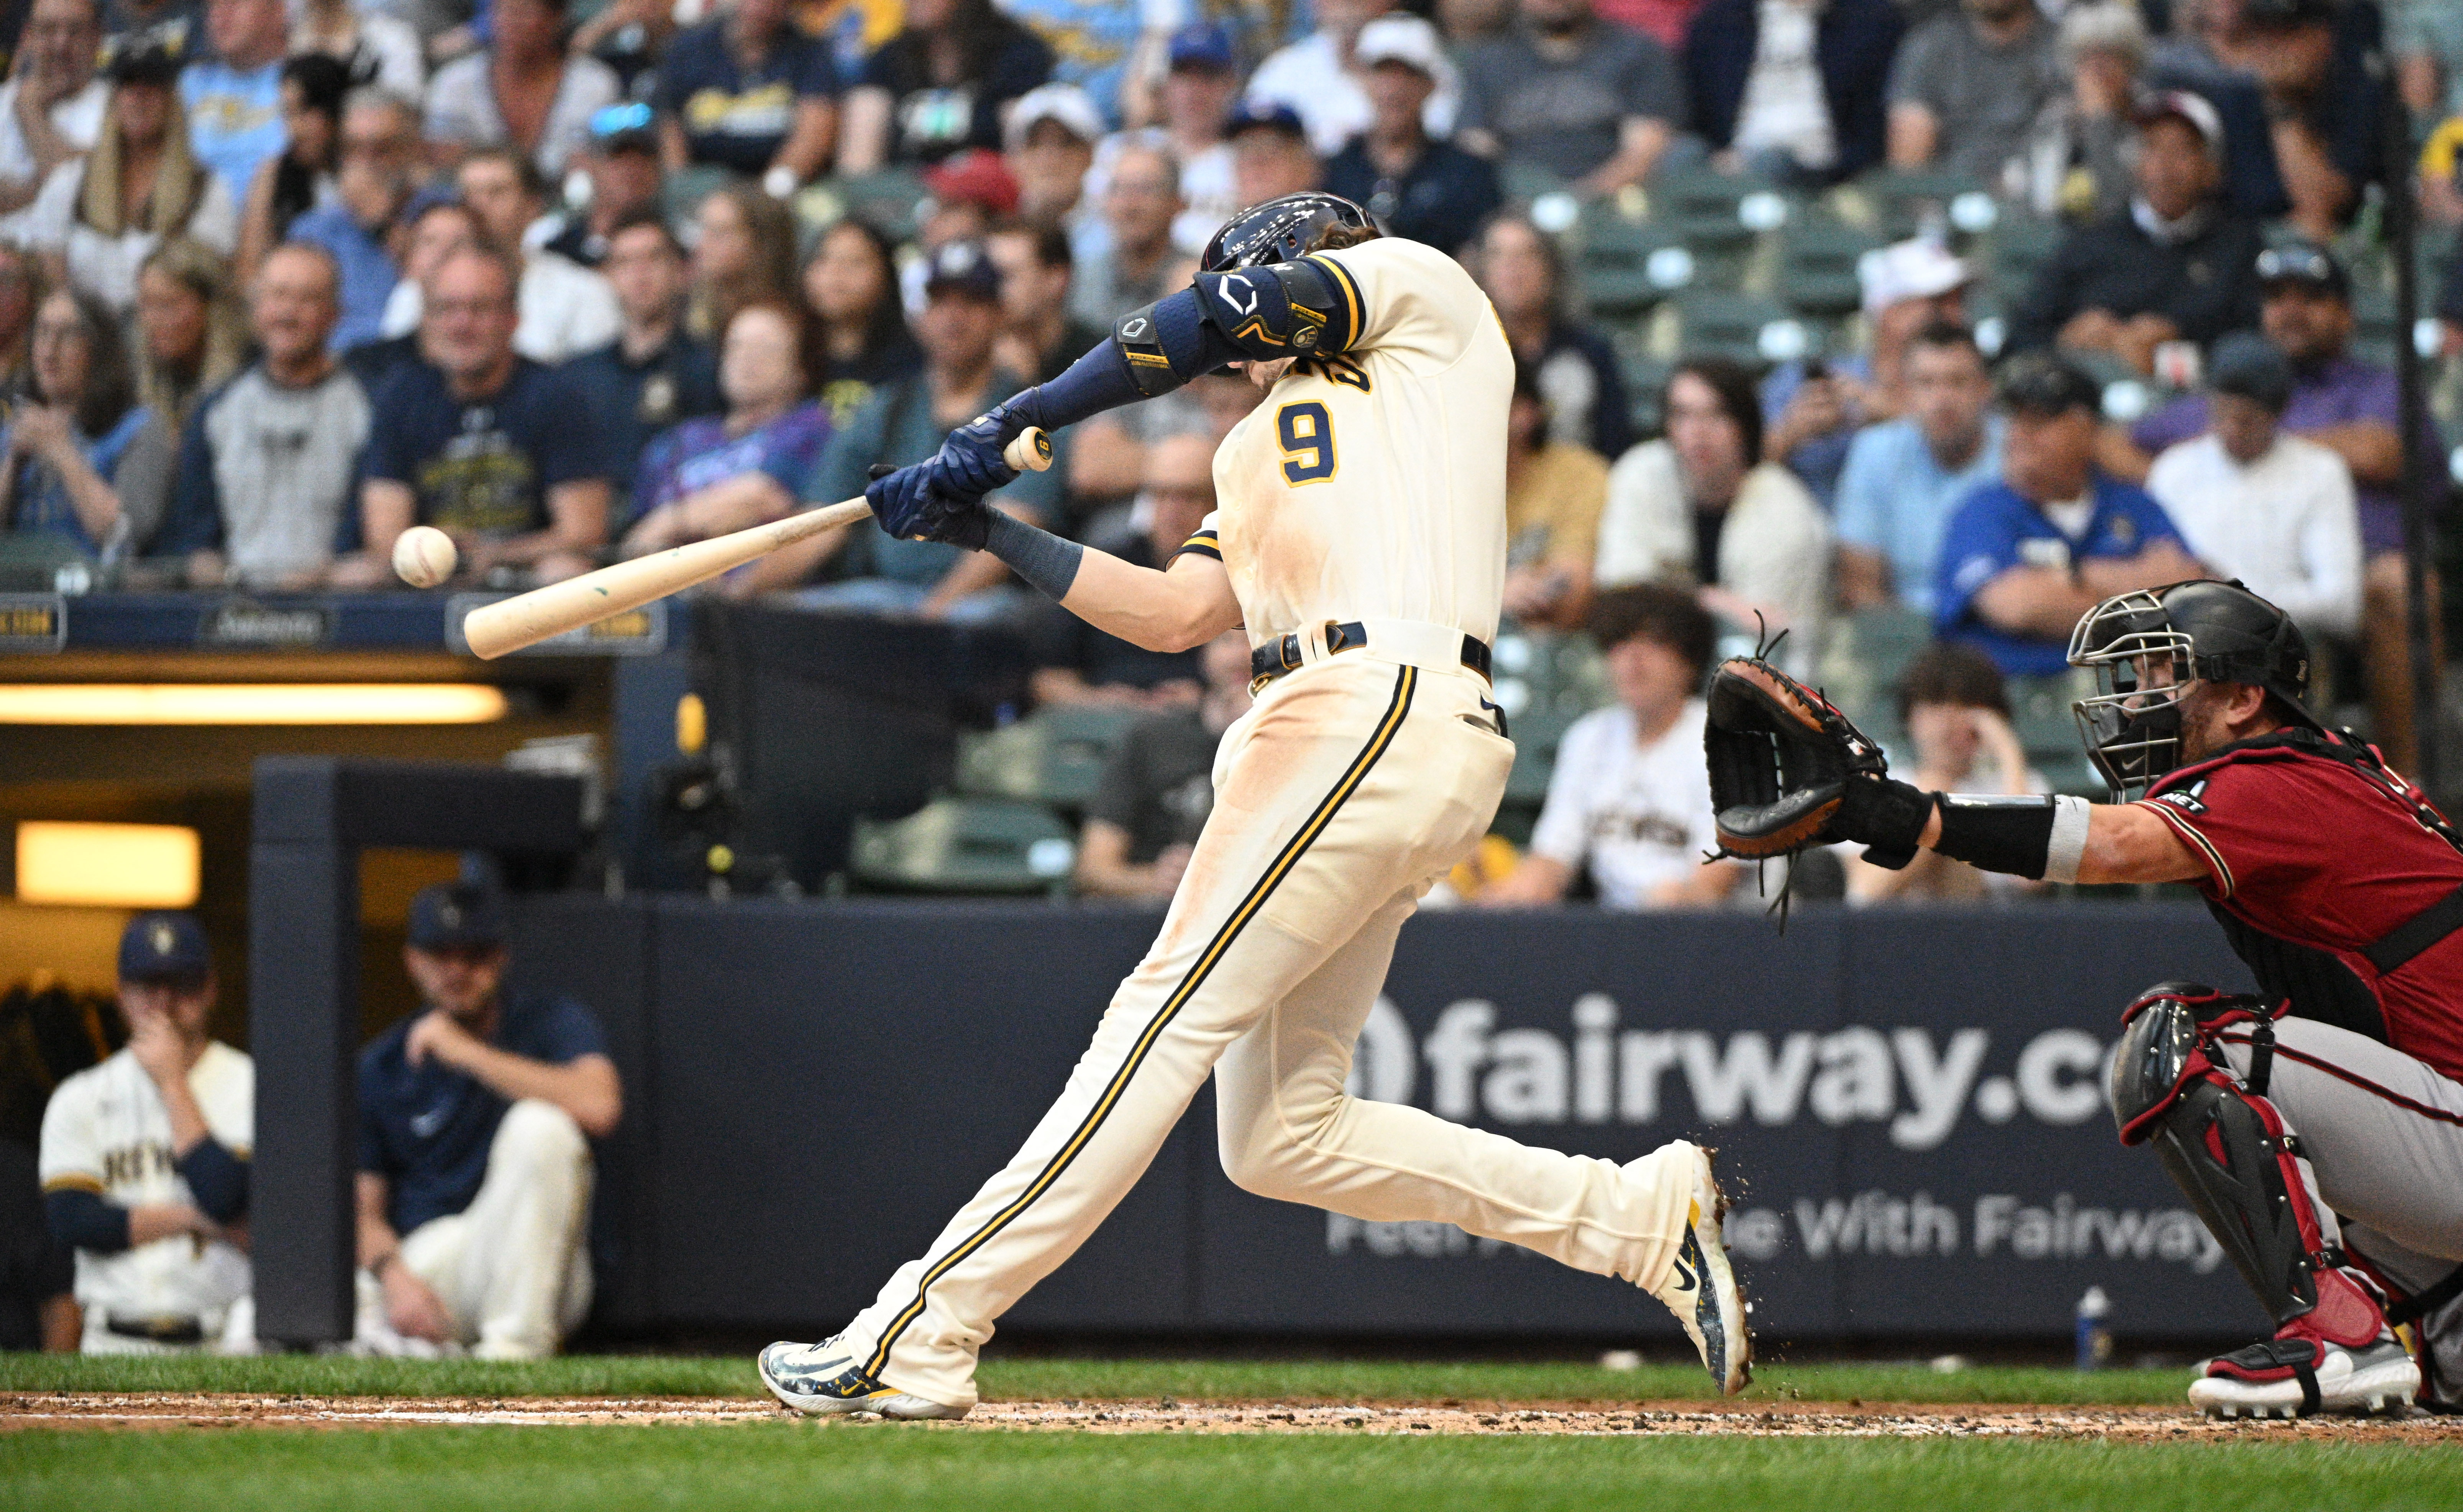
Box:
[460,427,1053,660]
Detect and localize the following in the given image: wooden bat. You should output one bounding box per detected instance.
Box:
[460,427,1053,660]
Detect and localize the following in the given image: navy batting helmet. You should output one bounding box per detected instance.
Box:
[2068,578,2319,797]
[1200,192,1376,273]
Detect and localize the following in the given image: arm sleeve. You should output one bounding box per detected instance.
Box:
[153,400,226,554]
[175,1136,248,1224]
[46,1188,130,1253]
[2131,762,2308,900]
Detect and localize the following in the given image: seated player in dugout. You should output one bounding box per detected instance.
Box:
[354,883,620,1359]
[756,192,1754,1421]
[1783,578,2463,1418]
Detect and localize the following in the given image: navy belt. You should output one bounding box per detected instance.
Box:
[1249,621,1493,689]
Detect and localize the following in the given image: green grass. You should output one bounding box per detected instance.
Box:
[4,1426,2457,1512]
[0,1351,2199,1405]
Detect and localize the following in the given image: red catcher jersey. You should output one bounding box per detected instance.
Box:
[2139,739,2463,1081]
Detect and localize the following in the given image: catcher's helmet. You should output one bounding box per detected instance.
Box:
[1200,192,1376,272]
[2068,578,2319,799]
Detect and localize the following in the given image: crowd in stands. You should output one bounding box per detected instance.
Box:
[0,0,2458,906]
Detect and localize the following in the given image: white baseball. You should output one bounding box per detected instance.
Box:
[392,526,459,588]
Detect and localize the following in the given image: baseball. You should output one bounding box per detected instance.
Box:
[392,526,458,588]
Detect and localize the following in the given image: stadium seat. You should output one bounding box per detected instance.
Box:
[1987,214,2064,298]
[955,705,1142,810]
[1667,290,1810,371]
[1577,217,1695,319]
[1775,221,1885,319]
[1814,606,1934,750]
[2005,671,2106,797]
[1501,705,1584,807]
[1841,168,1993,243]
[851,797,1077,894]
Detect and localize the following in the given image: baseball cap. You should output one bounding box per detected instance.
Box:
[2135,89,2225,162]
[406,881,508,952]
[1168,21,1236,73]
[119,912,210,985]
[103,30,187,85]
[1997,351,2102,416]
[2209,331,2293,411]
[1355,15,1448,78]
[588,100,659,156]
[2254,239,2350,301]
[1003,83,1105,153]
[1856,237,1969,317]
[921,238,1002,302]
[922,147,1020,216]
[1225,98,1308,143]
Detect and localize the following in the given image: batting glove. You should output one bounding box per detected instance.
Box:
[929,399,1030,499]
[865,462,993,550]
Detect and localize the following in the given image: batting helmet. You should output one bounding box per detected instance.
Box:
[2068,578,2319,798]
[1200,192,1376,273]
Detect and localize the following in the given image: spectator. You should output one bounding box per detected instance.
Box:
[1473,212,1631,462]
[1094,23,1239,256]
[999,0,1168,128]
[286,87,420,351]
[620,300,830,566]
[1502,360,1605,631]
[156,241,368,586]
[0,243,44,390]
[1455,0,1684,198]
[2152,0,2381,242]
[0,1132,77,1352]
[354,882,619,1360]
[234,54,350,286]
[2022,1,2146,223]
[1933,351,2200,678]
[1683,0,1902,187]
[1480,584,1747,909]
[911,143,1019,264]
[835,0,1053,172]
[13,35,238,315]
[0,0,108,218]
[1762,236,1970,508]
[1843,642,2043,904]
[684,180,796,344]
[131,234,243,439]
[1249,0,1459,160]
[987,217,1103,383]
[1597,358,1831,670]
[424,0,622,179]
[1885,0,2061,192]
[1224,97,1320,206]
[178,0,287,210]
[2143,0,2292,222]
[758,238,1059,613]
[655,0,839,190]
[0,286,172,559]
[2143,332,2360,638]
[349,244,610,586]
[1004,82,1101,235]
[390,147,619,364]
[2007,91,2264,376]
[341,192,476,387]
[543,104,663,269]
[1322,15,1500,251]
[40,912,253,1355]
[1067,140,1183,328]
[2395,0,2463,125]
[290,0,423,101]
[568,212,723,525]
[1834,319,2002,613]
[799,213,918,421]
[1027,429,1212,708]
[2123,239,2435,766]
[1075,628,1253,899]
[568,0,677,86]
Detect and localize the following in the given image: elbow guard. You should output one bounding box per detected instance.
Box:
[48,1188,131,1253]
[1193,256,1360,361]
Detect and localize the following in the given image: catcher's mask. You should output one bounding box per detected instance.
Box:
[2068,578,2318,799]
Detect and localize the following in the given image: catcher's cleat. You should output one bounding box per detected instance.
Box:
[1640,1143,1754,1395]
[758,1337,969,1420]
[2187,1336,2418,1420]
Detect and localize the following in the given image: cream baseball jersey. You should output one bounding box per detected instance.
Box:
[39,1044,253,1321]
[1195,237,1512,646]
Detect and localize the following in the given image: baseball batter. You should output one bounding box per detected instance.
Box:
[758,193,1751,1420]
[1716,579,2463,1417]
[39,913,254,1353]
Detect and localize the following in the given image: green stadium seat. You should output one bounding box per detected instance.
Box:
[1989,214,2064,296]
[1844,168,1993,242]
[1501,704,1585,806]
[1668,290,1809,370]
[1576,218,1695,318]
[1814,605,1934,748]
[1775,221,1885,318]
[2004,671,2106,797]
[955,705,1142,810]
[851,797,1076,894]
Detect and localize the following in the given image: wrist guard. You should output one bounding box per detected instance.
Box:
[1831,776,1935,870]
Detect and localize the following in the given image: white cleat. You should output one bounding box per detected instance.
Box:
[2186,1337,2418,1420]
[1640,1143,1754,1395]
[758,1337,970,1420]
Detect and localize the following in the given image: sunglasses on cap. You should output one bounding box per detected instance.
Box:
[2255,244,2339,289]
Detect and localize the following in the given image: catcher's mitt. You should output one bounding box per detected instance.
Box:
[1703,657,1891,859]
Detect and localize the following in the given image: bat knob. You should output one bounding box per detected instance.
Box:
[1004,427,1054,473]
[867,464,898,480]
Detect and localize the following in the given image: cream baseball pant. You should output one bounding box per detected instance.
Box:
[839,653,1702,1410]
[356,1099,594,1359]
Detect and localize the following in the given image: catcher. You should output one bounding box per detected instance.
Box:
[1708,578,2463,1419]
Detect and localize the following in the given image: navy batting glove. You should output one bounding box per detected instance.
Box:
[931,398,1029,498]
[865,462,992,550]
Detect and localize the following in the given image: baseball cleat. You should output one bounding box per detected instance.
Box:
[1640,1143,1753,1395]
[758,1337,968,1420]
[2186,1337,2418,1419]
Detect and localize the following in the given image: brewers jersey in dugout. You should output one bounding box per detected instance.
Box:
[1200,236,1512,646]
[38,1044,254,1332]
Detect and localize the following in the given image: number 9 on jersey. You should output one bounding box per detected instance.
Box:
[1276,401,1337,485]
